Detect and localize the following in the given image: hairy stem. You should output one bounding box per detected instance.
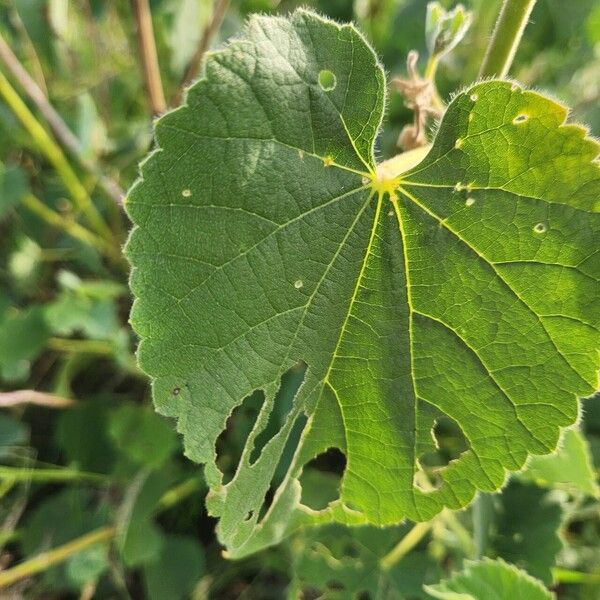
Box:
[0,70,113,241]
[173,0,230,106]
[131,0,166,115]
[0,33,124,206]
[479,0,537,78]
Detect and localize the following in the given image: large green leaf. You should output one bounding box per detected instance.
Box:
[126,9,600,557]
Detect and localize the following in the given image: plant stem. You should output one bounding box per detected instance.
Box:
[0,70,113,241]
[173,0,230,106]
[131,0,166,115]
[47,338,115,355]
[21,193,120,262]
[157,477,203,511]
[0,470,197,589]
[479,0,537,78]
[0,32,124,206]
[0,526,115,589]
[472,492,494,559]
[0,390,75,409]
[0,466,106,484]
[380,521,431,570]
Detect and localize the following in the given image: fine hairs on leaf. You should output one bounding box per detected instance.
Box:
[126,9,600,557]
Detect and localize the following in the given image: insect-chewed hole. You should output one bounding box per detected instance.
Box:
[513,114,528,124]
[318,69,337,91]
[215,389,264,485]
[299,447,347,510]
[414,414,470,492]
[258,410,309,521]
[249,361,307,465]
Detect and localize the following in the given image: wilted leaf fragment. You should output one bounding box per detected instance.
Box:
[424,558,554,600]
[126,9,600,555]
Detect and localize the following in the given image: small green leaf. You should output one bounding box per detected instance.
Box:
[143,535,206,600]
[519,428,599,497]
[126,9,600,556]
[491,483,563,585]
[22,489,109,591]
[108,404,179,471]
[425,2,472,60]
[0,162,27,219]
[0,306,50,382]
[424,558,555,600]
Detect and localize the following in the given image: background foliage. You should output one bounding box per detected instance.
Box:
[0,0,599,598]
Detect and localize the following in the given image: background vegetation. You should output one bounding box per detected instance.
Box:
[0,0,599,597]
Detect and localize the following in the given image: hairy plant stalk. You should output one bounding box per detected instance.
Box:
[479,0,537,78]
[0,71,113,242]
[0,33,124,206]
[173,0,230,106]
[131,0,166,115]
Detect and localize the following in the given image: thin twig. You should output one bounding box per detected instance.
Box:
[173,0,230,106]
[0,390,75,409]
[130,0,166,115]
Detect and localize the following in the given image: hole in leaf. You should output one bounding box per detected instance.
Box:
[258,411,309,520]
[533,222,547,234]
[318,69,336,91]
[215,389,264,484]
[513,114,528,124]
[414,414,470,492]
[249,361,307,465]
[299,447,347,510]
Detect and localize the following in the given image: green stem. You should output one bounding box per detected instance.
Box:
[47,338,115,355]
[479,0,537,78]
[0,526,115,589]
[21,192,122,264]
[0,473,197,589]
[380,521,431,570]
[157,477,203,511]
[472,493,494,559]
[0,466,106,484]
[0,69,113,241]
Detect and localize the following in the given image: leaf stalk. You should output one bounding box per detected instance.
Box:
[479,0,537,78]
